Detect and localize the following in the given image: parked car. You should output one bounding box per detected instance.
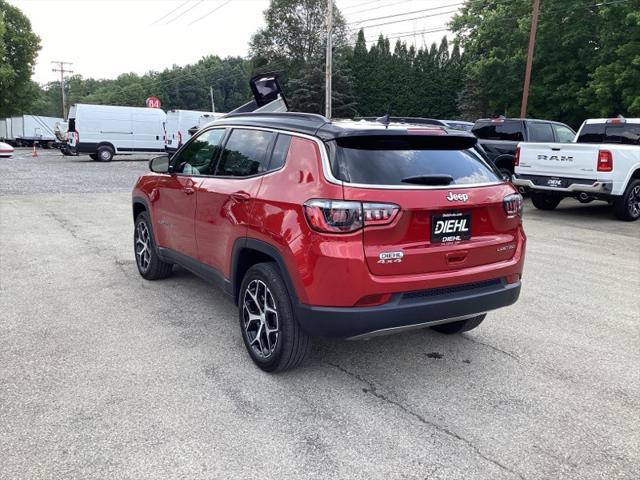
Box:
[132,113,526,372]
[63,104,167,161]
[472,117,576,177]
[165,109,213,154]
[513,117,640,221]
[0,141,14,158]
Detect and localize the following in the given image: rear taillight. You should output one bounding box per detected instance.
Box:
[514,146,520,167]
[503,193,523,217]
[597,149,613,172]
[177,131,182,144]
[304,200,399,233]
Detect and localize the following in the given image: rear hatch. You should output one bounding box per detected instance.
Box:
[332,132,521,276]
[517,143,600,179]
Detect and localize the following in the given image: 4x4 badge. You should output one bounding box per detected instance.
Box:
[447,192,469,202]
[378,251,403,264]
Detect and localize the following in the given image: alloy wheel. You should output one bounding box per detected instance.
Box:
[629,185,640,218]
[135,221,151,273]
[242,279,279,358]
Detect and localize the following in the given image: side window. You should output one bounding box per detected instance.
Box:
[215,129,275,177]
[553,124,576,143]
[267,134,291,171]
[528,122,555,142]
[173,128,225,176]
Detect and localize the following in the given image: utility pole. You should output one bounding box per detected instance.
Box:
[210,86,215,112]
[51,61,73,120]
[325,0,333,119]
[519,0,540,118]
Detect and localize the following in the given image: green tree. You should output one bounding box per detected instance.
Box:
[249,0,354,116]
[451,0,640,126]
[0,0,41,116]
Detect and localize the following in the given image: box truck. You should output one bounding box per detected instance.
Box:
[11,115,63,147]
[64,104,166,161]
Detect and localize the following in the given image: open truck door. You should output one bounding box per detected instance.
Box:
[228,72,289,114]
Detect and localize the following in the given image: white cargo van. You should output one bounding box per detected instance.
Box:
[2,118,13,142]
[65,104,166,161]
[164,109,212,153]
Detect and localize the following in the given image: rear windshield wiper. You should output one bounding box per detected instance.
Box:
[401,174,454,185]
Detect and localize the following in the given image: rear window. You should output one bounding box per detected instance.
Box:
[577,123,640,145]
[472,121,524,141]
[329,136,500,186]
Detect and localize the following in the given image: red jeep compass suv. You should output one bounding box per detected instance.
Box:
[132,113,526,372]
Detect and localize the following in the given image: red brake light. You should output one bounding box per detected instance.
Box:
[597,149,613,172]
[304,200,399,233]
[503,193,523,217]
[606,118,625,124]
[177,131,182,144]
[514,146,520,166]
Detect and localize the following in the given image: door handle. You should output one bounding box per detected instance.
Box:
[183,187,195,195]
[231,191,251,202]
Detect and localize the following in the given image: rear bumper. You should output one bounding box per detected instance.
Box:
[513,174,613,194]
[295,278,521,338]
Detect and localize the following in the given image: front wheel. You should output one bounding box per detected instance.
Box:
[239,263,310,372]
[134,212,172,280]
[531,191,562,210]
[613,179,640,221]
[431,314,487,334]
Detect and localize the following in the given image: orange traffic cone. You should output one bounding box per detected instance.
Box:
[31,144,37,157]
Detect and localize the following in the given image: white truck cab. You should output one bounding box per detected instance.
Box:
[513,117,640,221]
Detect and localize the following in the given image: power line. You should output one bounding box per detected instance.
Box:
[188,0,233,25]
[341,0,389,12]
[348,8,459,32]
[150,0,191,26]
[345,0,415,16]
[347,3,463,26]
[166,0,204,25]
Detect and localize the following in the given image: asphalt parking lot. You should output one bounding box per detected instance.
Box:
[1,148,639,480]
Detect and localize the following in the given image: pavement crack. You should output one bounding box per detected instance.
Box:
[328,362,526,480]
[463,337,520,361]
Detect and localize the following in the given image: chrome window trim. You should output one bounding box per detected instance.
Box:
[199,124,504,190]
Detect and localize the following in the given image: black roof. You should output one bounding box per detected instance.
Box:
[206,112,477,142]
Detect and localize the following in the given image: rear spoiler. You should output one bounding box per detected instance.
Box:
[228,71,289,115]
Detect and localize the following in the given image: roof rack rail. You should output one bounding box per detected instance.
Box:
[222,111,329,122]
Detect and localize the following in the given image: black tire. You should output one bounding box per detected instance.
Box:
[531,191,562,210]
[89,153,98,161]
[96,145,114,162]
[134,212,172,280]
[613,179,640,221]
[239,263,311,372]
[431,314,487,334]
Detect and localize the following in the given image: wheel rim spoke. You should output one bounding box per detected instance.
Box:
[135,222,152,271]
[242,279,279,359]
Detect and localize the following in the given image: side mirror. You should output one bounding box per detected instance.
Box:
[149,155,169,173]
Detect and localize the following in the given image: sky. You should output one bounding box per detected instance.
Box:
[9,0,459,85]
